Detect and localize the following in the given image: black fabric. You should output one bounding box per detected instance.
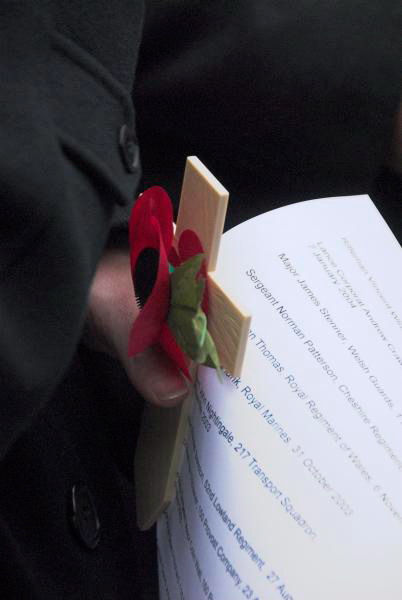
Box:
[135,1,401,233]
[0,2,158,598]
[0,348,158,599]
[0,1,400,598]
[0,1,142,460]
[372,168,402,243]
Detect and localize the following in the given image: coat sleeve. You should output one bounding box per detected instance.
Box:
[0,1,143,460]
[135,1,401,227]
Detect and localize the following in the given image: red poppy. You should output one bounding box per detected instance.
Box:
[128,186,208,379]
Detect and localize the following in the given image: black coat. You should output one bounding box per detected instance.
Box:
[0,1,400,598]
[0,2,158,598]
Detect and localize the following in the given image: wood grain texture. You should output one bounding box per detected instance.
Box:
[208,272,251,377]
[135,393,193,531]
[175,156,228,271]
[135,156,251,530]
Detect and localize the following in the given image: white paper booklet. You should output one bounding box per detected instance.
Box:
[157,195,402,600]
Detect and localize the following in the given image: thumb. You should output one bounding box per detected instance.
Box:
[120,343,190,407]
[88,248,190,407]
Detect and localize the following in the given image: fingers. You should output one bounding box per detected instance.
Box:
[121,345,191,407]
[87,248,191,407]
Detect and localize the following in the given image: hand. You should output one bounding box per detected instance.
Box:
[84,248,190,407]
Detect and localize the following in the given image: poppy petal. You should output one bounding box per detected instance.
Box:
[159,323,191,380]
[178,229,204,262]
[130,187,173,259]
[128,225,170,355]
[168,246,181,267]
[178,229,209,314]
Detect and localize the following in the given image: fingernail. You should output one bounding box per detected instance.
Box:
[151,378,191,407]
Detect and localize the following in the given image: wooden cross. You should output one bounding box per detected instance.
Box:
[135,157,251,530]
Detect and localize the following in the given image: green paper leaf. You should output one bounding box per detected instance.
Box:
[168,254,221,373]
[170,254,205,310]
[202,330,221,374]
[168,304,205,361]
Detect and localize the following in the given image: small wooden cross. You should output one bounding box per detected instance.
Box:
[135,157,251,530]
